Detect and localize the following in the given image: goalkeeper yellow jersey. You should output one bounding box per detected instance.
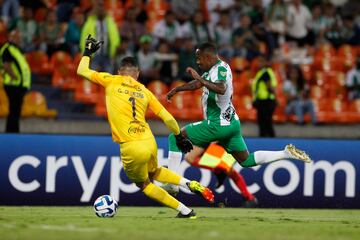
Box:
[90,72,164,143]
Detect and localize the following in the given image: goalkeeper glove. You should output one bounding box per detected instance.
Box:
[175,133,193,153]
[83,34,103,57]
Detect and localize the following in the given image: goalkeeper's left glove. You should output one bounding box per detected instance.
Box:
[84,34,103,57]
[175,133,193,153]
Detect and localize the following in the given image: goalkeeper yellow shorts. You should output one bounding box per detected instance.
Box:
[120,137,158,183]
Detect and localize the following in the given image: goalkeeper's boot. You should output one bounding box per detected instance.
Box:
[161,183,179,197]
[176,209,197,219]
[285,144,312,163]
[187,181,214,203]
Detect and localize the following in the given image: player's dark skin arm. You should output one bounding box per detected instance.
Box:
[166,79,203,101]
[187,67,227,95]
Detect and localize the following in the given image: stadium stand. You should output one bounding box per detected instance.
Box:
[0,0,359,131]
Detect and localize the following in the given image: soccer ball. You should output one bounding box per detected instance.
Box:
[93,195,118,218]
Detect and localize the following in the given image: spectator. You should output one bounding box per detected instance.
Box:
[1,0,19,25]
[341,15,360,46]
[345,57,360,100]
[251,55,277,137]
[152,11,182,46]
[155,41,178,85]
[171,0,199,23]
[177,38,197,82]
[65,8,84,56]
[114,37,133,72]
[56,0,80,23]
[215,11,233,59]
[308,4,326,44]
[189,10,215,45]
[124,0,148,24]
[80,0,120,73]
[0,30,31,133]
[232,15,261,60]
[10,7,38,52]
[286,0,313,47]
[120,7,146,52]
[323,3,343,48]
[283,65,317,125]
[265,0,287,47]
[248,0,276,58]
[136,35,158,85]
[206,0,235,26]
[38,9,67,56]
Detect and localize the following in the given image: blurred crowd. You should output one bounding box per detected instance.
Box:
[0,0,359,77]
[1,0,360,128]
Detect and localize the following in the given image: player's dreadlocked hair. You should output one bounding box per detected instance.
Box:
[198,42,218,54]
[119,57,139,69]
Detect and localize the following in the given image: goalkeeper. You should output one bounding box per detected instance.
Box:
[77,35,214,219]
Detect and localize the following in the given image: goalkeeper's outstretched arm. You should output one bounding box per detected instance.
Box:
[77,34,103,81]
[77,56,96,80]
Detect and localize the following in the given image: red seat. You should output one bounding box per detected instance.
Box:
[25,51,52,75]
[233,95,256,122]
[313,57,343,72]
[167,93,192,120]
[147,80,168,97]
[233,71,252,96]
[314,43,336,59]
[74,78,100,104]
[300,64,313,83]
[146,0,170,22]
[310,85,329,99]
[346,99,360,123]
[51,65,77,90]
[50,51,73,70]
[73,53,83,68]
[338,44,357,72]
[313,98,348,123]
[94,93,107,118]
[230,57,249,73]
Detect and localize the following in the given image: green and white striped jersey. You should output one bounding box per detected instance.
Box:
[201,59,238,126]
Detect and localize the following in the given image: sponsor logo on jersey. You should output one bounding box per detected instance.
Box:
[127,124,146,134]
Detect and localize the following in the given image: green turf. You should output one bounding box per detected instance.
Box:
[0,207,359,240]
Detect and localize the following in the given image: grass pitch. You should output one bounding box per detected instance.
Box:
[0,207,359,240]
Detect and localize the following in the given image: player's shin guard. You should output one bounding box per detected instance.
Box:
[229,169,254,200]
[143,182,180,210]
[153,167,181,185]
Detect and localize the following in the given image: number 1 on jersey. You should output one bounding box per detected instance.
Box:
[129,97,137,120]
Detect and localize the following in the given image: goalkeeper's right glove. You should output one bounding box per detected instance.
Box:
[175,133,193,153]
[83,34,103,57]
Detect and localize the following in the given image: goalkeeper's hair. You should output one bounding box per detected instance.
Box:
[119,56,139,69]
[198,42,218,55]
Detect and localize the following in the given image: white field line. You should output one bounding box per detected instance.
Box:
[0,223,115,233]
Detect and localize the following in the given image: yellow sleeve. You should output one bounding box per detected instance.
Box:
[268,69,278,87]
[76,56,113,87]
[146,89,180,135]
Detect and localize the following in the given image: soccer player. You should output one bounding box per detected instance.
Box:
[165,42,311,199]
[77,35,214,218]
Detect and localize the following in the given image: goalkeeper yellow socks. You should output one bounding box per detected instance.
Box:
[153,167,181,185]
[143,182,191,214]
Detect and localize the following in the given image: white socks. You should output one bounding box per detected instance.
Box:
[177,202,192,215]
[179,178,190,189]
[254,150,288,165]
[168,151,182,174]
